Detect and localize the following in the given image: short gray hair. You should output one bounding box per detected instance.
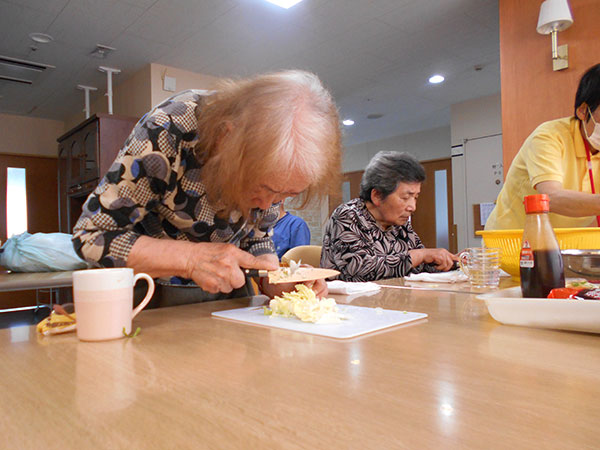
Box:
[359,151,425,202]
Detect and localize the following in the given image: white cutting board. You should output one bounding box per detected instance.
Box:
[212,305,427,339]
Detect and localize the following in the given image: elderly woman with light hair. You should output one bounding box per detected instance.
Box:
[321,151,457,282]
[73,70,341,305]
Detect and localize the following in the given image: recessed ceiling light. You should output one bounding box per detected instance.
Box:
[428,74,445,84]
[343,119,355,126]
[265,0,304,9]
[29,33,53,44]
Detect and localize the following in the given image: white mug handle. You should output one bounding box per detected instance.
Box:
[132,273,155,319]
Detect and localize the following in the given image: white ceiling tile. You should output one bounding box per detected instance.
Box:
[0,0,501,147]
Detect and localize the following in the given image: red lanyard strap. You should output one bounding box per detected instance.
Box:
[584,139,600,227]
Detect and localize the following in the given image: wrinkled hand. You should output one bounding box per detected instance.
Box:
[186,243,278,294]
[408,248,459,272]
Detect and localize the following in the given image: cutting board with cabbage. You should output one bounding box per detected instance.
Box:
[212,285,427,339]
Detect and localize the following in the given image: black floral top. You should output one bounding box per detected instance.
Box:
[73,90,278,284]
[320,198,439,282]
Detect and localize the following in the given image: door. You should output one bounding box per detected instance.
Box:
[463,135,503,248]
[411,158,457,253]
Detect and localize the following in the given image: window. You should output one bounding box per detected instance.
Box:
[6,167,27,237]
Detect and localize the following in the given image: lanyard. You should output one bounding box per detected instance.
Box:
[583,139,600,227]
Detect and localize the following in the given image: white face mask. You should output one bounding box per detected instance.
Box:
[584,107,600,150]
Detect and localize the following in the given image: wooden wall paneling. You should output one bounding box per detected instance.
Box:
[98,115,138,178]
[500,0,600,170]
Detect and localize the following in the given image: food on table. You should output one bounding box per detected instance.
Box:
[547,287,582,299]
[264,284,341,323]
[547,281,600,300]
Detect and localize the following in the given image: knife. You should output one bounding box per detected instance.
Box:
[243,267,340,284]
[243,269,269,278]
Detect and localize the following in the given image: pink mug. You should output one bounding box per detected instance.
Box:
[73,268,155,341]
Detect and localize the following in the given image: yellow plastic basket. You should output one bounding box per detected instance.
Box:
[476,228,600,277]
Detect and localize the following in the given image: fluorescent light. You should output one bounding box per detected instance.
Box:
[343,119,355,126]
[265,0,304,8]
[428,74,445,84]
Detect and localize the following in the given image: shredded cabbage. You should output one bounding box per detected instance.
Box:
[264,284,341,323]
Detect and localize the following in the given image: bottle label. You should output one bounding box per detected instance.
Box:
[520,240,534,268]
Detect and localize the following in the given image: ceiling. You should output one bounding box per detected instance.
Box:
[0,0,500,147]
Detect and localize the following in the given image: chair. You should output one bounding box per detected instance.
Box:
[281,245,322,268]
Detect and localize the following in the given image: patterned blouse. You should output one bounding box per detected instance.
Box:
[320,198,439,282]
[73,90,279,284]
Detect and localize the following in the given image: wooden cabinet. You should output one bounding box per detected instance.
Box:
[57,114,138,233]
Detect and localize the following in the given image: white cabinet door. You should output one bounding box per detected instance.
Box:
[464,134,503,248]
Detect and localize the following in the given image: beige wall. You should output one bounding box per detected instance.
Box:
[450,93,501,147]
[0,114,64,157]
[65,63,220,131]
[65,65,153,130]
[150,63,220,106]
[343,126,451,172]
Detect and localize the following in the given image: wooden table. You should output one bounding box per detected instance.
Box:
[1,278,599,448]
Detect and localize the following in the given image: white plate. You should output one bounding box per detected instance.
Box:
[477,287,600,333]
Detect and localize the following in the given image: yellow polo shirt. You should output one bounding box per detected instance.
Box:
[485,117,600,230]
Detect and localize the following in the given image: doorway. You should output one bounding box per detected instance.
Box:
[411,158,456,253]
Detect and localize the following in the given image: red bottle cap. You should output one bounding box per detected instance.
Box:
[523,194,550,213]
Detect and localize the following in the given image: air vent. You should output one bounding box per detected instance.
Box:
[0,55,55,85]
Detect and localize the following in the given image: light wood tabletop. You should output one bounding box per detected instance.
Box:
[1,278,599,449]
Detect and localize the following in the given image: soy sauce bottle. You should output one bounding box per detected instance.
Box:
[519,194,565,298]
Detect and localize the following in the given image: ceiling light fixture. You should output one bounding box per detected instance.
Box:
[90,44,116,59]
[265,0,304,9]
[428,74,445,84]
[29,33,53,44]
[367,113,384,120]
[343,119,355,126]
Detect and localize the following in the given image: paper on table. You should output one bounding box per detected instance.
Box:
[405,270,468,283]
[327,280,381,295]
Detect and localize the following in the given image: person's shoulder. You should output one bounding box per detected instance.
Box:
[141,90,202,133]
[332,198,364,216]
[534,116,574,137]
[331,198,364,218]
[288,213,308,226]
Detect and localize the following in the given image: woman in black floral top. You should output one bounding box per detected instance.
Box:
[73,70,341,302]
[321,152,457,282]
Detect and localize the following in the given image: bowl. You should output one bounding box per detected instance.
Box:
[561,249,600,279]
[476,228,600,278]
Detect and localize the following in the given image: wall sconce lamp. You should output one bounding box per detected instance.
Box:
[536,0,573,71]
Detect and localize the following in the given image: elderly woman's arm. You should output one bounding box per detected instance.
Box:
[127,236,277,294]
[408,248,457,272]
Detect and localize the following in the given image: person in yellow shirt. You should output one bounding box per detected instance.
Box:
[486,63,600,230]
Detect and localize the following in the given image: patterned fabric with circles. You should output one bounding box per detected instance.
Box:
[73,90,278,285]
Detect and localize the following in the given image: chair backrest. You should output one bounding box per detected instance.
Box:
[281,245,322,268]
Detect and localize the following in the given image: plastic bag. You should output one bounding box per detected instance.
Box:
[0,232,89,272]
